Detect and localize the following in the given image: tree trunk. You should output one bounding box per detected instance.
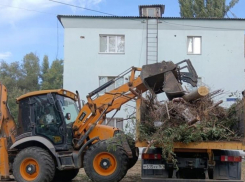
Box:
[182,86,209,102]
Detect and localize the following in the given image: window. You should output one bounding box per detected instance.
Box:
[102,118,124,130]
[33,95,64,145]
[99,76,124,94]
[244,35,245,57]
[187,36,201,54]
[100,35,125,53]
[147,8,155,17]
[57,96,79,124]
[141,7,161,17]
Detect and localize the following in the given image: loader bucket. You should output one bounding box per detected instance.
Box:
[140,60,198,100]
[140,61,181,94]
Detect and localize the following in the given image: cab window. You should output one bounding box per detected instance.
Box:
[32,94,64,145]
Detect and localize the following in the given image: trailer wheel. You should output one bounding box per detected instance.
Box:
[83,140,128,182]
[126,135,139,169]
[13,147,55,182]
[53,169,79,182]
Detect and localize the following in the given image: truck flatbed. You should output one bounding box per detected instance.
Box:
[136,141,245,151]
[141,178,243,182]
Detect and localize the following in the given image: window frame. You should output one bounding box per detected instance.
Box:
[103,117,124,130]
[187,36,202,55]
[99,34,125,54]
[98,76,124,94]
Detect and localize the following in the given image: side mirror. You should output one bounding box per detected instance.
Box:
[65,113,71,120]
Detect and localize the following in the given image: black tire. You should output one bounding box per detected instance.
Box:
[13,147,55,182]
[53,169,79,182]
[126,135,139,169]
[83,140,128,182]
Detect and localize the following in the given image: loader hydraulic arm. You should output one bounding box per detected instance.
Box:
[72,60,198,149]
[0,83,17,179]
[72,67,147,147]
[0,83,17,146]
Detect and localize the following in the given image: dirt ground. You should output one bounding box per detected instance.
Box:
[73,161,245,182]
[242,162,245,181]
[3,161,244,181]
[73,161,141,182]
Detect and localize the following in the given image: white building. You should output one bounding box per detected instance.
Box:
[58,5,245,130]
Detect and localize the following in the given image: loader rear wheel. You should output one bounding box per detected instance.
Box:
[13,147,55,182]
[53,169,79,182]
[83,140,128,182]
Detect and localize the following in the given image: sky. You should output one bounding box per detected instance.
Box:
[0,0,245,63]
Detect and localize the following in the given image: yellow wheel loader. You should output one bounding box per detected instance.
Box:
[0,60,197,182]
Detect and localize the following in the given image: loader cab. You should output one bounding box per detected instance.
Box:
[16,89,79,151]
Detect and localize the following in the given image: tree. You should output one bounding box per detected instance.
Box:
[41,55,49,79]
[179,0,239,18]
[19,53,40,91]
[0,53,63,121]
[41,59,63,90]
[7,87,27,120]
[0,61,27,120]
[0,61,22,88]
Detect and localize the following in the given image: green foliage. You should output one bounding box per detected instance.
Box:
[41,59,63,90]
[138,99,242,161]
[0,61,22,87]
[41,55,49,80]
[6,87,27,120]
[20,53,40,91]
[0,53,64,121]
[179,0,239,18]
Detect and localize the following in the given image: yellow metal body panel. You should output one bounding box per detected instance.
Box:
[173,141,245,150]
[0,138,9,179]
[136,141,245,150]
[17,89,77,101]
[89,124,117,140]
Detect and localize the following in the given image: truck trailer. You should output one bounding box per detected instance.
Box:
[136,93,245,181]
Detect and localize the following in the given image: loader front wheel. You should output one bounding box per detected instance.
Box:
[83,140,128,182]
[13,147,55,182]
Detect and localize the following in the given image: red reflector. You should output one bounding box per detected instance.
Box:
[142,153,149,159]
[228,156,234,161]
[221,155,241,162]
[234,156,242,162]
[142,153,162,160]
[221,155,228,161]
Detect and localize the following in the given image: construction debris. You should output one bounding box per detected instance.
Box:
[182,86,209,102]
[138,88,243,159]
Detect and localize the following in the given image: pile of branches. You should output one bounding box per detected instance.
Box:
[138,89,243,159]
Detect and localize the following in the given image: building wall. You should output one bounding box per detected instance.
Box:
[61,17,245,124]
[158,29,245,103]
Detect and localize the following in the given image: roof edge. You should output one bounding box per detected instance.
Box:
[57,15,64,27]
[57,15,245,21]
[17,89,77,101]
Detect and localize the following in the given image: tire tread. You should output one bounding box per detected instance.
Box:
[13,147,55,182]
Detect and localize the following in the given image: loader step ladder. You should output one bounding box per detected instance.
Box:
[146,18,158,64]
